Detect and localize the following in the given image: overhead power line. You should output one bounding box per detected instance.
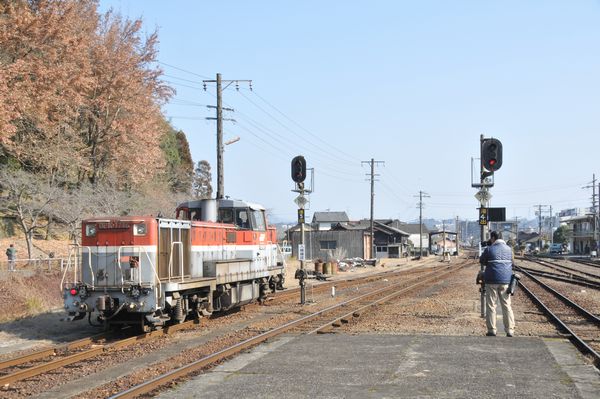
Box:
[237,90,358,168]
[250,89,362,163]
[157,61,211,79]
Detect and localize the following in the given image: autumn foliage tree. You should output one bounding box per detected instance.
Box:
[0,0,198,242]
[0,0,175,188]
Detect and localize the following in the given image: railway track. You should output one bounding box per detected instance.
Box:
[0,321,196,389]
[515,265,600,368]
[517,265,600,290]
[568,257,600,270]
[518,256,600,284]
[271,265,441,303]
[104,263,465,398]
[0,262,439,397]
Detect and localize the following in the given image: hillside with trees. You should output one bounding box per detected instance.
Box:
[0,0,207,259]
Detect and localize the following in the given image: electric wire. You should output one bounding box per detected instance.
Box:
[156,61,211,79]
[202,90,365,179]
[237,90,359,168]
[249,89,363,163]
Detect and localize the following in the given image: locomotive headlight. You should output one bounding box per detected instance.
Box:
[85,224,97,237]
[133,223,147,236]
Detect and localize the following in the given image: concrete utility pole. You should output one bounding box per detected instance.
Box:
[203,73,252,199]
[415,191,430,257]
[582,174,598,255]
[362,158,384,259]
[549,205,553,245]
[456,216,460,256]
[442,220,447,261]
[534,204,550,251]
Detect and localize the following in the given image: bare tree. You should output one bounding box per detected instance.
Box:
[49,182,97,244]
[0,167,60,259]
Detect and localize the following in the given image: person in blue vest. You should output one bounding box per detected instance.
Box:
[479,231,515,337]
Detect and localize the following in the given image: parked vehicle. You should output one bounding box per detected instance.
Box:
[549,243,563,254]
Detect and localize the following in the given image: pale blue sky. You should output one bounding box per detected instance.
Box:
[101,0,600,223]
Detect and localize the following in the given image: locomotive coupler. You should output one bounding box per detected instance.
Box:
[63,312,86,321]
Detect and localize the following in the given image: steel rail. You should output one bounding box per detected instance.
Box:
[569,258,600,269]
[0,347,104,386]
[306,266,460,334]
[0,321,196,387]
[520,256,600,281]
[516,266,600,290]
[271,268,405,301]
[518,280,600,368]
[515,266,600,324]
[108,264,465,399]
[0,332,106,371]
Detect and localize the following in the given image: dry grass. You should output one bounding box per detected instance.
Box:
[0,271,64,322]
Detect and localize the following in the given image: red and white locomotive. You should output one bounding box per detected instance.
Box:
[62,198,286,331]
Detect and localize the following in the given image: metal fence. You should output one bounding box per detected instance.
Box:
[0,257,66,273]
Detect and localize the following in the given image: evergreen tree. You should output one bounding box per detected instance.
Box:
[192,160,212,199]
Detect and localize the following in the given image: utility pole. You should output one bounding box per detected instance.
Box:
[534,204,550,251]
[456,216,460,256]
[549,205,553,245]
[583,174,598,256]
[362,158,384,259]
[514,216,519,251]
[414,191,430,258]
[203,73,252,199]
[442,220,447,261]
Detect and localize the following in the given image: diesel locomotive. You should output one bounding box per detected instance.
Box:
[62,198,286,331]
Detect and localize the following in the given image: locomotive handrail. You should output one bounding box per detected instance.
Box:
[117,245,160,284]
[166,241,184,283]
[117,245,162,303]
[114,251,125,293]
[60,245,94,292]
[274,242,287,269]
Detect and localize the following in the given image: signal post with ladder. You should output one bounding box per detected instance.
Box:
[291,156,312,305]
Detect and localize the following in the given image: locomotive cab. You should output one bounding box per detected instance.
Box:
[176,198,267,231]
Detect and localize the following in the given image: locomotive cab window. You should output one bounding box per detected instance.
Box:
[251,210,266,231]
[218,208,234,224]
[191,210,202,221]
[176,209,190,220]
[235,209,250,229]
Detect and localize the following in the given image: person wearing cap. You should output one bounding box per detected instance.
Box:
[479,231,515,337]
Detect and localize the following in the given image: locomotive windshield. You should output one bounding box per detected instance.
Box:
[251,210,266,231]
[217,207,265,231]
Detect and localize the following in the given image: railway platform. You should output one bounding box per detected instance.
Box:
[157,334,600,399]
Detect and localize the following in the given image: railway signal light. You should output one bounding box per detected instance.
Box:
[482,138,503,172]
[291,155,306,183]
